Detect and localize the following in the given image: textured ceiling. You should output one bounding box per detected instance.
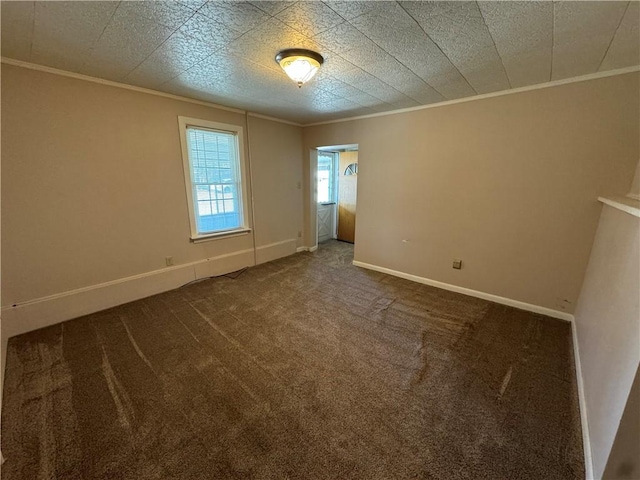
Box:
[2,1,639,124]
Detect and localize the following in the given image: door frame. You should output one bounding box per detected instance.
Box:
[316,150,338,243]
[312,144,359,248]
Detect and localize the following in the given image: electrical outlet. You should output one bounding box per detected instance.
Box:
[452,259,462,269]
[165,256,174,267]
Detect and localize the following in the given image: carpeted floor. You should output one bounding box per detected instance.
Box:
[1,240,584,479]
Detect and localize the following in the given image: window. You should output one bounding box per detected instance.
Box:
[317,152,336,204]
[178,117,249,241]
[344,163,358,175]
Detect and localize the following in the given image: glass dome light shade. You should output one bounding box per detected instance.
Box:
[276,49,324,87]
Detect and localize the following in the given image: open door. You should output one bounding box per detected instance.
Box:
[317,151,337,243]
[337,151,357,243]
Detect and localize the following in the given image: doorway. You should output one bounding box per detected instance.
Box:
[315,145,358,246]
[317,151,337,243]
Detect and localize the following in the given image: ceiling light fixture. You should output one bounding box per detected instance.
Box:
[275,49,324,88]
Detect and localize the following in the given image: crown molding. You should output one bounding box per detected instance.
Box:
[304,65,640,127]
[247,112,302,127]
[0,57,247,114]
[3,57,638,129]
[1,57,300,127]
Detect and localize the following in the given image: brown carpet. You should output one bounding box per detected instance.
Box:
[1,240,584,479]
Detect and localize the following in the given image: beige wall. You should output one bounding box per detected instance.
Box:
[630,160,640,197]
[574,204,640,479]
[1,64,302,307]
[247,116,303,248]
[303,72,639,313]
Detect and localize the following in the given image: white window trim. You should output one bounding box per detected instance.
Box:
[178,116,251,242]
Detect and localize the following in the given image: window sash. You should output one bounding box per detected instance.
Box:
[317,152,336,204]
[178,117,249,241]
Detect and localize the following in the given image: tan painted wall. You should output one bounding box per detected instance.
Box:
[247,116,303,248]
[574,204,640,479]
[630,160,640,197]
[1,64,302,306]
[303,72,639,313]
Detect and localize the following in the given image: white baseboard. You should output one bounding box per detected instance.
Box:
[256,239,297,264]
[1,248,256,340]
[296,245,318,253]
[193,249,255,279]
[352,260,574,322]
[571,319,594,480]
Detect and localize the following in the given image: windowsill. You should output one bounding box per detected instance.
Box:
[190,228,251,243]
[598,195,640,218]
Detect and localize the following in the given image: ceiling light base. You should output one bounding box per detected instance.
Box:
[276,49,324,87]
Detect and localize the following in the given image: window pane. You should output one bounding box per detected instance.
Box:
[193,167,207,183]
[318,170,330,203]
[196,185,210,201]
[197,200,212,216]
[187,127,243,234]
[317,153,334,204]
